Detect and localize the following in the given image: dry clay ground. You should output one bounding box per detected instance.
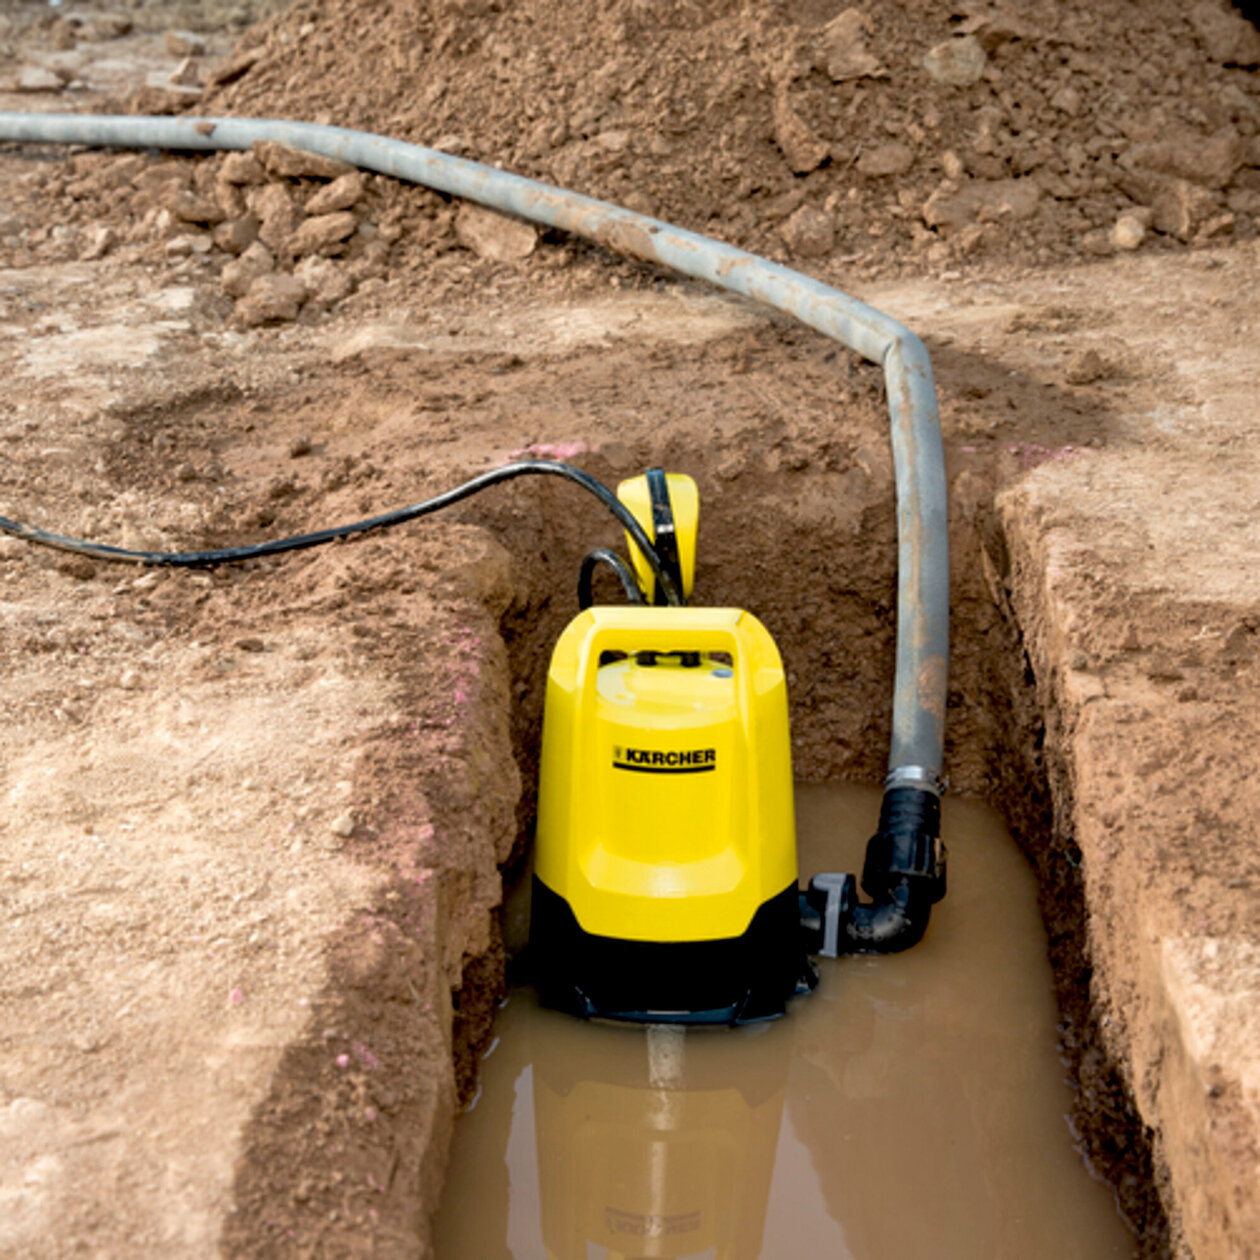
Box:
[0,16,1258,1260]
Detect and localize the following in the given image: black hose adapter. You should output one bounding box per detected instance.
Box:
[802,787,947,957]
[850,787,946,953]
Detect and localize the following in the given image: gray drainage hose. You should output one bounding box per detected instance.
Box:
[0,111,949,948]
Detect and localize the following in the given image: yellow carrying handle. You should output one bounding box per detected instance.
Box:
[567,608,756,726]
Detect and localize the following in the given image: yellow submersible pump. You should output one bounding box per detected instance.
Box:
[0,450,945,1027]
[529,469,947,1024]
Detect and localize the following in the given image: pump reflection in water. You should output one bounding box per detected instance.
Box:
[532,1018,785,1260]
[433,788,1134,1260]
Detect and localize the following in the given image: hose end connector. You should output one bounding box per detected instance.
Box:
[860,786,947,906]
[798,785,948,959]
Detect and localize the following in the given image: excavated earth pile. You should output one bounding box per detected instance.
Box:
[200,0,1260,275]
[0,0,1257,1257]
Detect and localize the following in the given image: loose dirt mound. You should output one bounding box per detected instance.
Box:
[200,0,1260,274]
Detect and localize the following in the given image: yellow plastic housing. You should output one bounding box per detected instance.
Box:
[616,471,699,602]
[534,606,797,943]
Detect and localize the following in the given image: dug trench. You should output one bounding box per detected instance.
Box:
[93,304,1159,1249]
[477,402,1169,1252]
[77,300,1168,1253]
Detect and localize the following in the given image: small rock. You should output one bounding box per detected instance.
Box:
[221,240,275,298]
[857,142,914,178]
[1188,0,1260,65]
[288,435,312,458]
[219,151,267,186]
[248,183,301,254]
[1126,132,1243,189]
[951,222,988,257]
[922,178,1040,231]
[289,210,358,257]
[56,556,96,581]
[940,149,965,180]
[214,179,249,220]
[772,91,829,174]
[205,48,262,89]
[213,214,259,255]
[253,140,355,181]
[126,85,188,116]
[1110,213,1147,251]
[330,812,356,839]
[236,272,307,326]
[7,1097,54,1126]
[165,233,213,257]
[169,56,201,88]
[1079,229,1113,257]
[235,637,265,652]
[79,225,116,261]
[1050,85,1081,116]
[175,462,197,482]
[1196,211,1236,241]
[922,35,987,87]
[781,204,835,257]
[304,172,366,216]
[597,129,631,153]
[294,254,355,308]
[86,13,133,40]
[119,667,141,690]
[16,66,64,93]
[820,8,887,82]
[1149,178,1221,241]
[163,29,206,57]
[163,187,225,225]
[1065,349,1108,385]
[455,202,539,262]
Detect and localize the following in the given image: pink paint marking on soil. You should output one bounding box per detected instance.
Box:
[353,1041,380,1070]
[1007,441,1087,471]
[504,440,591,461]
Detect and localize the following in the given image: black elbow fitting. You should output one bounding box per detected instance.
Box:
[843,879,934,951]
[803,786,947,958]
[848,786,946,953]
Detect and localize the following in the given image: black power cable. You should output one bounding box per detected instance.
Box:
[0,459,682,606]
[577,548,646,610]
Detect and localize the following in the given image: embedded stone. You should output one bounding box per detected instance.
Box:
[772,93,828,174]
[236,273,307,326]
[253,140,355,181]
[454,203,539,261]
[288,211,358,257]
[304,172,366,216]
[781,204,835,258]
[923,35,987,87]
[857,142,915,178]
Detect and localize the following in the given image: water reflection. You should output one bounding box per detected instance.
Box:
[434,787,1134,1260]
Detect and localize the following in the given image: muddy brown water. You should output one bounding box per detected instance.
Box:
[433,784,1135,1259]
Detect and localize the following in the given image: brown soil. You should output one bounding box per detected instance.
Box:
[199,0,1260,276]
[0,2,1257,1258]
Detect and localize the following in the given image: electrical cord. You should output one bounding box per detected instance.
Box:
[0,459,683,606]
[577,547,646,610]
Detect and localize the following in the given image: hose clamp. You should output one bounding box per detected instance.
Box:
[885,765,944,797]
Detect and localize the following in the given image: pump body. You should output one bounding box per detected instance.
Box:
[530,606,814,1023]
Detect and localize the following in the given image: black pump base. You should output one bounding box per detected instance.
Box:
[529,878,816,1025]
